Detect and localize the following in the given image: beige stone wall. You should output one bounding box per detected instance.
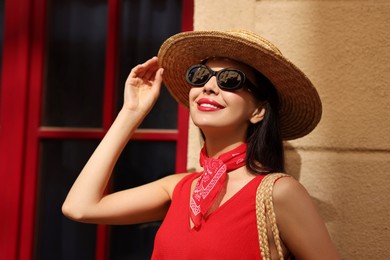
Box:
[187,0,390,258]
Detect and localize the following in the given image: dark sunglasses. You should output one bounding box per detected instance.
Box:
[185,64,256,91]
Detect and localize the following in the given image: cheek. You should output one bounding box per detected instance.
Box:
[188,88,200,112]
[188,88,199,101]
[223,92,259,116]
[224,91,253,108]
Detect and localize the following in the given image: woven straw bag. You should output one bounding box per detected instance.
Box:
[256,173,291,260]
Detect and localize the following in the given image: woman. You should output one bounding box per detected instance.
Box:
[62,30,340,259]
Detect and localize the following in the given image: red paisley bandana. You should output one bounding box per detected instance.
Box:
[190,143,247,229]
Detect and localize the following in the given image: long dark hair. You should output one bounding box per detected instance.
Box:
[245,70,284,174]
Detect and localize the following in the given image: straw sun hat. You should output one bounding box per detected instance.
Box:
[157,30,322,140]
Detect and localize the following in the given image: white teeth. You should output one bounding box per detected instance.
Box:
[200,103,218,109]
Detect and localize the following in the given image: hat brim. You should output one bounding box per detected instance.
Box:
[157,30,322,140]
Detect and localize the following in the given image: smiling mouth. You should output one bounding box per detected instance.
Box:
[199,103,219,109]
[196,98,224,111]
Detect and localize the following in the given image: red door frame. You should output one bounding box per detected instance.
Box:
[0,0,193,259]
[0,0,34,259]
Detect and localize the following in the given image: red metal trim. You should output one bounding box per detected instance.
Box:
[18,0,47,258]
[176,106,190,172]
[174,0,193,173]
[0,0,33,259]
[132,129,178,141]
[38,128,106,139]
[96,225,109,260]
[96,0,120,258]
[103,0,120,132]
[181,0,194,32]
[37,128,178,141]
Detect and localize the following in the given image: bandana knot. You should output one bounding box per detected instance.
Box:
[190,143,247,229]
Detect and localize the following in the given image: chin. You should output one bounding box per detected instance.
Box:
[192,114,223,126]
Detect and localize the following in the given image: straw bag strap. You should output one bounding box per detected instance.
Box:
[256,173,291,260]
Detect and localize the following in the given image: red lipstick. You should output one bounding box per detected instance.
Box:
[197,98,224,111]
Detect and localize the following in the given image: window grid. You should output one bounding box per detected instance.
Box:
[0,0,193,259]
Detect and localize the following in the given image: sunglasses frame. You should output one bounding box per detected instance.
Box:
[185,64,256,91]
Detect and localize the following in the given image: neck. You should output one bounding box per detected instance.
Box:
[199,124,248,157]
[203,134,246,158]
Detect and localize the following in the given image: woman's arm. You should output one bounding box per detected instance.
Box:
[273,177,341,260]
[62,57,183,225]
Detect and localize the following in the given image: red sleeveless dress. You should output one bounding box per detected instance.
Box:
[152,172,265,259]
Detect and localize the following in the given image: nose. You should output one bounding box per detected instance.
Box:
[202,76,220,94]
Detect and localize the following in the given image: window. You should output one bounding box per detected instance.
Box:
[0,0,193,259]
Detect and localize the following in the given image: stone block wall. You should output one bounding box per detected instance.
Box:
[186,0,390,258]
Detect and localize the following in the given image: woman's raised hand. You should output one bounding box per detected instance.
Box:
[123,56,163,114]
[62,57,168,224]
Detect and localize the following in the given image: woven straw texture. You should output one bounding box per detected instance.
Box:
[256,173,291,260]
[157,30,322,140]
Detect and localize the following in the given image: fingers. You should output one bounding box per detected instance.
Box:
[153,68,164,88]
[129,57,159,81]
[144,58,160,81]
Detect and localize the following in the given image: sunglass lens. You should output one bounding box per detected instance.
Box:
[218,70,243,90]
[187,66,210,86]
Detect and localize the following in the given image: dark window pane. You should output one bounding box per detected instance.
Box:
[110,141,176,260]
[42,0,107,127]
[35,140,99,260]
[117,0,182,129]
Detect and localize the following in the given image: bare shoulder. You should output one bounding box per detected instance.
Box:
[271,176,341,259]
[158,172,192,198]
[271,176,317,221]
[272,176,311,204]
